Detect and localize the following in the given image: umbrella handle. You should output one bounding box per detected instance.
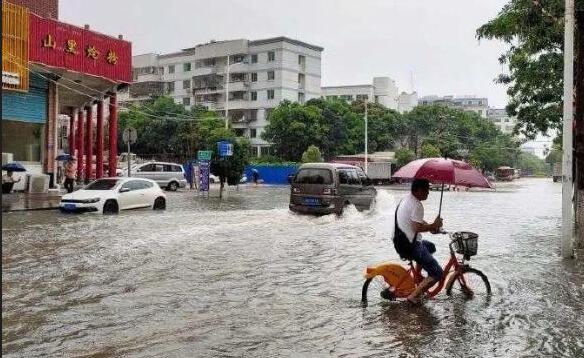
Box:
[438,182,444,217]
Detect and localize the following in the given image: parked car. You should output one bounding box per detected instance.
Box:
[59,178,166,214]
[289,163,377,216]
[130,162,187,191]
[209,174,219,183]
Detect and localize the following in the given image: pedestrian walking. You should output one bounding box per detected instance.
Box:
[2,170,21,194]
[252,168,260,186]
[64,158,77,193]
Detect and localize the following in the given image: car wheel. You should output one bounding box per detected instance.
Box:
[209,178,215,184]
[153,197,166,210]
[103,200,119,215]
[166,181,179,191]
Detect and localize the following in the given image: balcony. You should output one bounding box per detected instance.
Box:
[193,66,218,77]
[227,80,250,92]
[199,101,224,111]
[193,86,224,95]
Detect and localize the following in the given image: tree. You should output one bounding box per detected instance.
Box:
[478,0,584,246]
[396,148,415,167]
[208,131,251,198]
[302,145,323,163]
[517,152,548,176]
[420,143,441,158]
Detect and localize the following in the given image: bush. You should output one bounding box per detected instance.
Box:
[396,148,415,167]
[302,145,323,163]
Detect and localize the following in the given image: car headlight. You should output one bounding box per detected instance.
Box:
[83,198,100,203]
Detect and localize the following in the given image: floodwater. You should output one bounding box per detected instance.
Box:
[2,179,583,357]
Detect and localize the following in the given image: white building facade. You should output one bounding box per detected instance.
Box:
[419,95,489,118]
[486,108,517,135]
[119,37,324,156]
[321,76,418,113]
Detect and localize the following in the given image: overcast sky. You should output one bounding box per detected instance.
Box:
[61,0,510,107]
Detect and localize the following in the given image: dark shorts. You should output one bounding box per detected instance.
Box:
[412,240,443,281]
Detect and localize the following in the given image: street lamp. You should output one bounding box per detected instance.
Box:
[364,98,368,174]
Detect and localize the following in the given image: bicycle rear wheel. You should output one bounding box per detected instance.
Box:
[362,275,394,303]
[446,266,491,299]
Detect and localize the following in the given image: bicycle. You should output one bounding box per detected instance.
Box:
[361,231,491,303]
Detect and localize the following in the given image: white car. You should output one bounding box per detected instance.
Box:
[59,177,166,214]
[209,174,219,183]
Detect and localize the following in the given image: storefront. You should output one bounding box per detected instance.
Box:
[2,1,131,188]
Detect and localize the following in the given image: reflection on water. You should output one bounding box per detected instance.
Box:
[2,179,584,357]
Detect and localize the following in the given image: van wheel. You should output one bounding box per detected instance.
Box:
[103,200,119,215]
[153,197,166,210]
[166,182,179,191]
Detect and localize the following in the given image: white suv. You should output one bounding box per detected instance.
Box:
[131,162,187,191]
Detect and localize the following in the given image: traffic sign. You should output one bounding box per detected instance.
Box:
[218,141,233,157]
[198,150,213,161]
[123,127,137,144]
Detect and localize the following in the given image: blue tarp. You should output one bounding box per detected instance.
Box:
[244,164,299,185]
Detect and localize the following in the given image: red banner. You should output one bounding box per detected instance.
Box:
[29,14,131,83]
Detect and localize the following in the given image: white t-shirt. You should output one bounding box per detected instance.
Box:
[396,193,424,243]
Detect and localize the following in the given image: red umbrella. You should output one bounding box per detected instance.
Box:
[393,158,493,216]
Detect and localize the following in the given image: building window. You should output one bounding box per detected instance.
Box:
[261,146,270,156]
[183,62,191,72]
[251,54,258,63]
[167,81,175,93]
[265,108,273,120]
[251,91,257,101]
[356,94,369,101]
[183,97,191,106]
[249,109,258,120]
[267,89,275,100]
[251,72,258,82]
[250,128,257,138]
[298,55,305,65]
[375,95,379,103]
[168,65,175,74]
[267,51,275,62]
[267,71,275,81]
[298,92,305,104]
[183,80,191,89]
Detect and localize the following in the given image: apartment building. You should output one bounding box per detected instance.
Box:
[419,95,489,118]
[321,76,418,113]
[487,108,517,135]
[119,37,323,156]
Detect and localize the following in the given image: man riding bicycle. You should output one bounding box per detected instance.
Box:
[391,178,443,305]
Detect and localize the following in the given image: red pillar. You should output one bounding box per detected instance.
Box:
[96,100,104,179]
[68,107,75,156]
[76,109,84,181]
[85,105,93,182]
[108,93,118,177]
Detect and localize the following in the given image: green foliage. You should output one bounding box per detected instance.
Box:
[301,145,323,163]
[118,96,224,158]
[476,0,584,138]
[517,152,548,175]
[396,148,415,167]
[420,143,442,158]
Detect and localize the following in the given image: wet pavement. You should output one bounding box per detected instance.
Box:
[2,192,62,212]
[2,179,583,357]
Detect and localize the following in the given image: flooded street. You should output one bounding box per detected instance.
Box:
[2,178,583,357]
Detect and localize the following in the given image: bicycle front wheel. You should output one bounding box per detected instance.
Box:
[362,275,393,303]
[446,266,491,299]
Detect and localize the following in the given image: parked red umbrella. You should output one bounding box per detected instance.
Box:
[393,158,493,216]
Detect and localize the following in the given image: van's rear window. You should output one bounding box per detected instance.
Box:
[294,169,333,184]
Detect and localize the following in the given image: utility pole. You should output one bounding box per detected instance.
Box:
[561,0,575,258]
[225,54,230,129]
[364,98,368,174]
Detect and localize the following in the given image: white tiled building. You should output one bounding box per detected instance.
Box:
[321,76,418,113]
[487,108,517,135]
[119,37,324,156]
[419,95,489,118]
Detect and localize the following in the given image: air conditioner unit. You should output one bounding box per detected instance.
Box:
[27,174,50,194]
[2,153,13,165]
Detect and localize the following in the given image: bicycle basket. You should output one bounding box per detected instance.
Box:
[452,231,479,257]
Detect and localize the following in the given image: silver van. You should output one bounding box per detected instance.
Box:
[131,162,187,191]
[289,163,377,215]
